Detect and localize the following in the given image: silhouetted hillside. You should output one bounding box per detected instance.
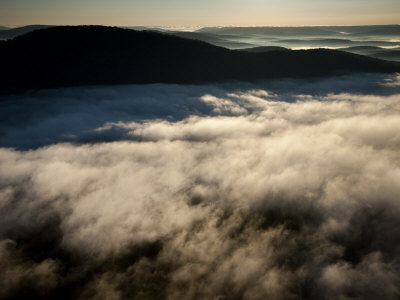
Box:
[0,26,398,94]
[0,25,53,40]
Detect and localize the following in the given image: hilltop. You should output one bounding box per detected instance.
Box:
[0,26,398,94]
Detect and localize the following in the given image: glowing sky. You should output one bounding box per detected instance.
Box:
[1,0,399,27]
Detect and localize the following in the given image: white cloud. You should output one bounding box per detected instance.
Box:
[1,75,400,299]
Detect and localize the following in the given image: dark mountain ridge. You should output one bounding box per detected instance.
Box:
[0,25,398,95]
[197,25,400,36]
[0,24,53,40]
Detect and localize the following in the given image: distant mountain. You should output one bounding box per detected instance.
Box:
[349,25,400,36]
[339,46,385,52]
[0,24,253,48]
[125,28,256,49]
[195,25,400,50]
[240,46,289,53]
[0,25,53,40]
[0,26,398,95]
[169,31,254,48]
[371,50,400,62]
[2,24,399,50]
[197,25,400,37]
[338,46,400,62]
[276,38,399,48]
[0,26,9,31]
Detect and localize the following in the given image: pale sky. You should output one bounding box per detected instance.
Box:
[1,0,399,27]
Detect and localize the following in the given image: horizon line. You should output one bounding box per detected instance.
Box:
[2,23,400,30]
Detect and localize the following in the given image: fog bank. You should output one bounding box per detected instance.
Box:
[0,74,400,299]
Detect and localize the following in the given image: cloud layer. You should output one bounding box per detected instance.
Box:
[0,74,400,299]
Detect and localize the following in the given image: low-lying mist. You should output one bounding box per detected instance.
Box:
[0,73,400,299]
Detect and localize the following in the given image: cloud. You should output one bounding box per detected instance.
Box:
[0,72,398,149]
[0,74,400,299]
[382,73,400,87]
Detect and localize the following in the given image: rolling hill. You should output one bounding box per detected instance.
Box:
[0,25,53,40]
[0,25,398,94]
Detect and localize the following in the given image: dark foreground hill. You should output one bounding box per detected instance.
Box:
[0,26,399,94]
